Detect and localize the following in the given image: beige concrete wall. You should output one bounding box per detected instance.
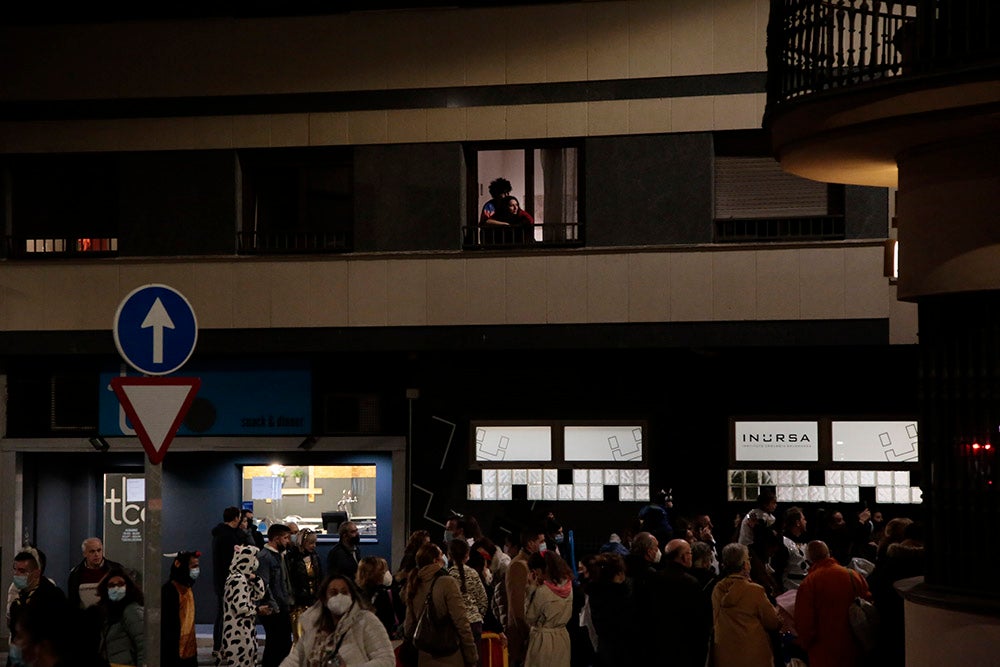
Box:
[0,243,917,342]
[0,1,769,100]
[0,0,769,153]
[905,599,1000,665]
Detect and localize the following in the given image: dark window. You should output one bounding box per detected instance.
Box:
[3,155,119,258]
[465,141,583,249]
[713,131,844,243]
[238,148,353,254]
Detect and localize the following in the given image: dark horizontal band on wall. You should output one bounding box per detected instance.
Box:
[0,72,766,122]
[0,318,887,356]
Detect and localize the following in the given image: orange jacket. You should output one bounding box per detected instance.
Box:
[794,557,871,667]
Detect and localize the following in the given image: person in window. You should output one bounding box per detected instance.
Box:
[498,196,536,244]
[478,178,520,245]
[478,178,513,227]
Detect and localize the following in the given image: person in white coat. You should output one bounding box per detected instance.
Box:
[280,574,394,667]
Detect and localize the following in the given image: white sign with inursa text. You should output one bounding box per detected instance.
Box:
[735,421,819,461]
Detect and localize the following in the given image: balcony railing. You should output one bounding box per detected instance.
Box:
[767,0,1000,109]
[715,215,846,242]
[463,223,583,249]
[237,231,351,254]
[2,236,118,259]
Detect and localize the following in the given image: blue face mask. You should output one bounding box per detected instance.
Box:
[108,587,126,602]
[189,568,200,580]
[554,534,564,544]
[443,530,454,544]
[8,642,23,666]
[12,575,29,590]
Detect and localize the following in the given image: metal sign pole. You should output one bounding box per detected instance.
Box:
[144,461,162,667]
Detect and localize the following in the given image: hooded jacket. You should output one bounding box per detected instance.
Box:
[525,579,573,667]
[711,573,781,667]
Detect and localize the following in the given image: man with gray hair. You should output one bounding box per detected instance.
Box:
[67,537,122,609]
[650,539,712,667]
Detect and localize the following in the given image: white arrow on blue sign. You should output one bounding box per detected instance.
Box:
[113,284,198,376]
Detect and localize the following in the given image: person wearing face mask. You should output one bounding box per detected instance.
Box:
[327,521,363,581]
[445,540,488,648]
[96,567,144,667]
[221,545,268,667]
[288,529,324,641]
[643,540,711,667]
[280,574,394,667]
[504,527,546,667]
[356,556,404,639]
[524,551,573,667]
[161,550,202,667]
[7,548,66,667]
[403,543,478,667]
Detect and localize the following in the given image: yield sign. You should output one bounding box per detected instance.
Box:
[110,377,201,464]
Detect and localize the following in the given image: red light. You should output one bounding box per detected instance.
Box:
[973,443,981,450]
[986,444,993,451]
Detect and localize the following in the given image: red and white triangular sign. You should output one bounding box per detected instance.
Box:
[110,377,201,465]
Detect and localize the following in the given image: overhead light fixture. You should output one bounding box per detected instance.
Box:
[298,436,318,451]
[89,437,110,452]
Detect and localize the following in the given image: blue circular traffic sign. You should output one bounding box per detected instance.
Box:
[113,284,198,375]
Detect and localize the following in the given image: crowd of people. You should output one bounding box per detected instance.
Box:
[5,493,924,667]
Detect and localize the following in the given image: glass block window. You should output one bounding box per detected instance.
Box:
[729,468,923,505]
[468,467,650,502]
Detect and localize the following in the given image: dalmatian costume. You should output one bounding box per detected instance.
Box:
[220,544,267,667]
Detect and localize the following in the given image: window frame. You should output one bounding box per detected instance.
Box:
[463,138,585,250]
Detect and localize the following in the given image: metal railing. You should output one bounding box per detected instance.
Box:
[237,231,351,254]
[715,215,846,242]
[2,236,118,259]
[463,223,583,249]
[767,0,1000,109]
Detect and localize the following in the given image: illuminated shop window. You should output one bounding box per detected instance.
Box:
[564,426,643,462]
[734,421,819,462]
[832,421,918,462]
[241,465,378,536]
[475,426,552,462]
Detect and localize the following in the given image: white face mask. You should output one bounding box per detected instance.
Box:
[382,571,393,587]
[652,549,662,564]
[326,594,353,616]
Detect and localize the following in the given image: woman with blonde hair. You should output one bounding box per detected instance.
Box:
[403,543,478,667]
[356,556,404,638]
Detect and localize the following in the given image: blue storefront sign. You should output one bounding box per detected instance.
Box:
[99,363,311,437]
